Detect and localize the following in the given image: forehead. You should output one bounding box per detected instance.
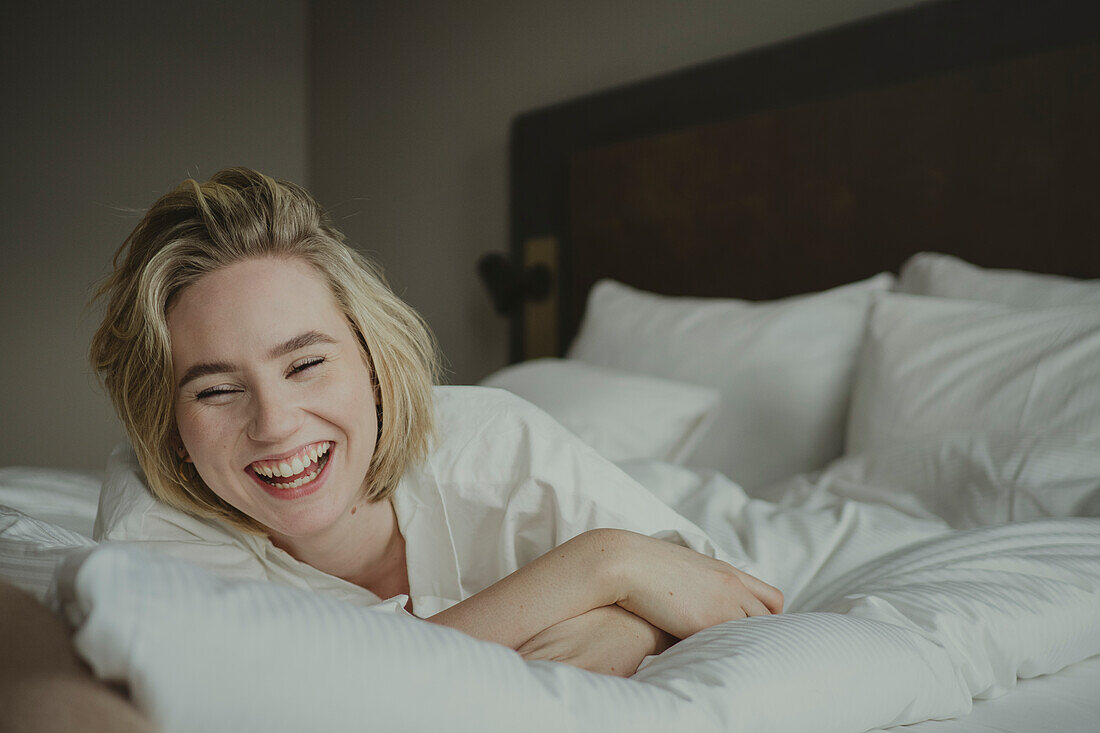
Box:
[167,256,350,357]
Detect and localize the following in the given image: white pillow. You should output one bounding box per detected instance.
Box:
[767,433,1100,529]
[0,467,101,538]
[567,275,894,491]
[57,525,1100,733]
[56,544,703,732]
[837,293,1100,527]
[898,252,1100,307]
[1,504,94,603]
[478,358,719,463]
[846,293,1100,454]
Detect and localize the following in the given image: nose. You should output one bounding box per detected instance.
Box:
[247,386,304,444]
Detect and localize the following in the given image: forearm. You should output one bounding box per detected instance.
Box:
[425,528,625,649]
[597,605,677,658]
[426,527,781,651]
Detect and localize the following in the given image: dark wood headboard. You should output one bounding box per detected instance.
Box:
[508,0,1100,361]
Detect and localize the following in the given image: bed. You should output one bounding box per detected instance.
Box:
[490,0,1100,729]
[3,0,1100,731]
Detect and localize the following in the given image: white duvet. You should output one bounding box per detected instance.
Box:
[55,461,1100,733]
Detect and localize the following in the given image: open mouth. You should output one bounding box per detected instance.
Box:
[249,442,333,490]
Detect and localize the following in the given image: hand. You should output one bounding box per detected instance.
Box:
[610,530,784,639]
[517,605,676,677]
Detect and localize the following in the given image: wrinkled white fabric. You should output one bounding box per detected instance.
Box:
[0,466,100,537]
[846,293,1100,454]
[94,386,747,617]
[62,385,1100,732]
[478,357,719,463]
[1,504,94,602]
[567,274,894,491]
[758,432,1100,530]
[61,484,1100,733]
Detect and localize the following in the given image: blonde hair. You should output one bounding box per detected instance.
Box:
[90,168,440,534]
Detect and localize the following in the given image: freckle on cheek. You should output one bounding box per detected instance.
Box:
[350,506,357,515]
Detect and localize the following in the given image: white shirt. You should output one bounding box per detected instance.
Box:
[95,386,742,618]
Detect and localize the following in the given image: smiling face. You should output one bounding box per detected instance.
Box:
[168,256,379,543]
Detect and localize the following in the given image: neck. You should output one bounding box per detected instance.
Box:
[270,496,408,599]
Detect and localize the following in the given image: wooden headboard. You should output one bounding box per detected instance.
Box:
[507,0,1100,361]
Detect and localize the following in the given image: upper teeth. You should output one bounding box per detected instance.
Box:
[252,442,331,478]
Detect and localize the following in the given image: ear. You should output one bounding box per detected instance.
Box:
[169,432,192,463]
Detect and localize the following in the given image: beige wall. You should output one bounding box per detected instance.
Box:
[308,0,926,386]
[1,0,926,470]
[0,2,308,470]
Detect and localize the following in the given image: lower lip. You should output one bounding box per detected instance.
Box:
[246,447,334,501]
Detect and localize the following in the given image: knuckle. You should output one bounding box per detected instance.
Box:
[717,569,744,592]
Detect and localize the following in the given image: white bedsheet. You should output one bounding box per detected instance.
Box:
[871,654,1100,733]
[54,460,1100,733]
[0,466,100,537]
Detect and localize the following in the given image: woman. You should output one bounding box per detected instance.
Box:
[90,168,781,677]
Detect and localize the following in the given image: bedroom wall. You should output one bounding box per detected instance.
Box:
[309,0,930,386]
[0,2,308,470]
[0,0,932,471]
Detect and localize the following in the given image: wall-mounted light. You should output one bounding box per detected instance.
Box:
[477,252,552,315]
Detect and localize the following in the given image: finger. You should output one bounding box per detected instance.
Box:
[742,595,770,618]
[761,584,784,614]
[738,574,784,614]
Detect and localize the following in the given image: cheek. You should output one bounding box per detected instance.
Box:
[175,405,233,463]
[321,361,376,408]
[322,367,379,439]
[174,405,200,449]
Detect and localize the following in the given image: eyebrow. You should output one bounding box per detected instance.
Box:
[177,330,338,389]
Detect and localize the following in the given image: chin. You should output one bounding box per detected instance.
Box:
[263,503,349,543]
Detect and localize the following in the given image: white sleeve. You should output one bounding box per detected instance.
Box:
[425,387,757,598]
[95,443,270,582]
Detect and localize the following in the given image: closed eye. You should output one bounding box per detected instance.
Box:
[192,357,326,401]
[290,357,325,375]
[195,385,242,401]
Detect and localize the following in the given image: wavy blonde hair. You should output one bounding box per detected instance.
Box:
[90,168,440,534]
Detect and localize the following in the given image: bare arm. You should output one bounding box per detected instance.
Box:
[0,580,154,733]
[425,528,623,649]
[426,528,782,650]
